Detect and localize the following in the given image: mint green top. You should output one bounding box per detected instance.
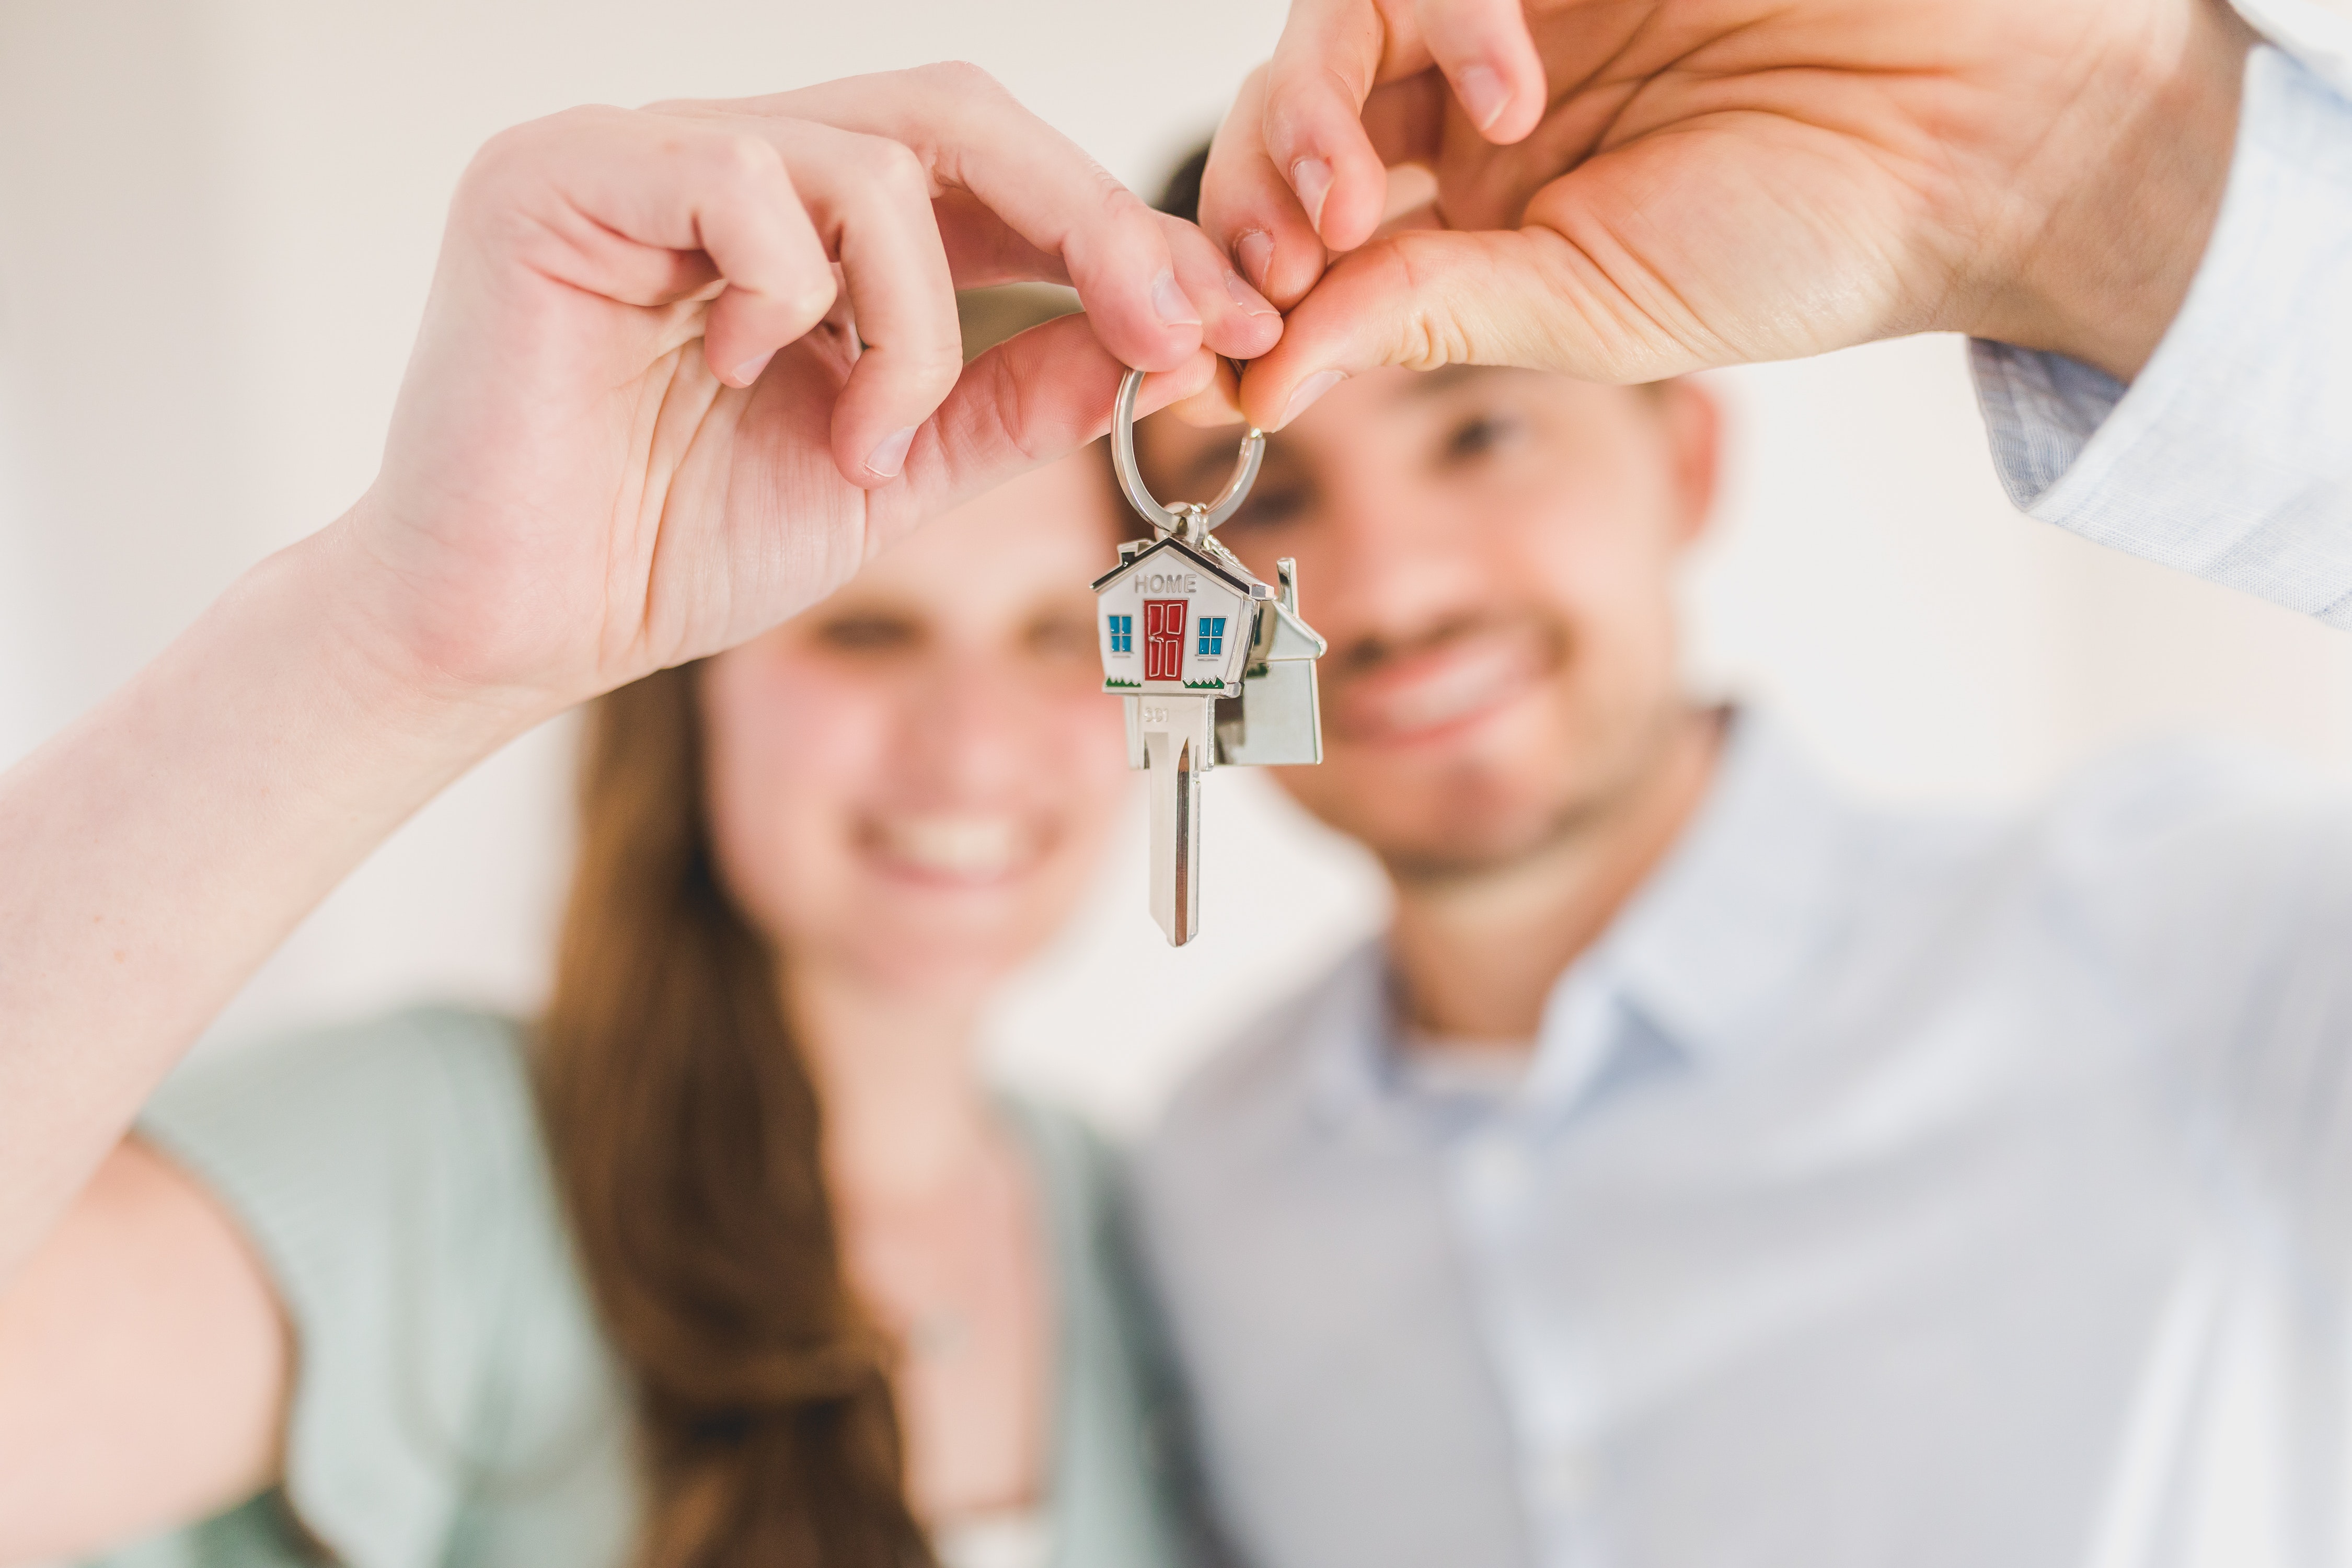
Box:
[90,1007,1201,1568]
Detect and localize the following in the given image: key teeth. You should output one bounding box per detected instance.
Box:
[1145,711,1207,946]
[1170,737,1193,946]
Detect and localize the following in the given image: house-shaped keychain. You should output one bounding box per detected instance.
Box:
[1093,366,1328,945]
[1092,523,1325,945]
[1092,531,1325,768]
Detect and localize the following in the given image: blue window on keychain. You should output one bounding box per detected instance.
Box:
[1108,614,1133,654]
[1197,617,1226,658]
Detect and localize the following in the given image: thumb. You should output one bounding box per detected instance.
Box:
[1233,226,1710,429]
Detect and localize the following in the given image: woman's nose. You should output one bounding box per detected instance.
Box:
[896,655,1041,795]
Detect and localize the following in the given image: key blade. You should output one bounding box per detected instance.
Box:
[1144,696,1212,946]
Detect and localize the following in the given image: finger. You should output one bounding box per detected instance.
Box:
[461,107,839,385]
[1409,0,1549,144]
[692,151,842,390]
[714,117,966,486]
[914,197,1283,368]
[712,65,1214,374]
[929,186,1069,285]
[1198,65,1331,310]
[1231,226,1713,429]
[1257,0,1424,255]
[1158,214,1283,362]
[1167,357,1247,428]
[874,314,1219,550]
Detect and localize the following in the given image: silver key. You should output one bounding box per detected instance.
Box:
[1094,368,1327,946]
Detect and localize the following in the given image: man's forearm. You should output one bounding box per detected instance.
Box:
[0,517,546,1284]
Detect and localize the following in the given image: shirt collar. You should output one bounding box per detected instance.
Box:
[1302,708,1864,1133]
[1587,707,1863,1065]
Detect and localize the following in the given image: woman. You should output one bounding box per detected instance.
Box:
[0,67,1279,1568]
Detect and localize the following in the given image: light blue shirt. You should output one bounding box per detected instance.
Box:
[1139,28,2352,1568]
[1137,713,2352,1568]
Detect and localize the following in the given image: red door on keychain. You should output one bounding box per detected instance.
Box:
[1144,599,1187,682]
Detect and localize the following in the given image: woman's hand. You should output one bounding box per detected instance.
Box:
[1196,0,2252,428]
[0,65,1281,1292]
[352,64,1281,711]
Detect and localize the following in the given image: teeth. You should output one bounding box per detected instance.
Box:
[1365,642,1528,736]
[873,814,1024,879]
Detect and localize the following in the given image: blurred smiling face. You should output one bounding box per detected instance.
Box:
[1139,367,1719,879]
[698,452,1129,994]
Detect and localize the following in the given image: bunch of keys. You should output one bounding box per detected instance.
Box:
[1093,367,1327,946]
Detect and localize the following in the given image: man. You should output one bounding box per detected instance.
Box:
[1130,143,2352,1568]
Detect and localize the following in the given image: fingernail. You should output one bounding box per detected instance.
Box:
[1279,369,1346,428]
[1224,270,1278,318]
[732,350,775,387]
[1292,158,1333,233]
[864,424,918,479]
[1455,63,1510,132]
[1151,269,1200,329]
[1234,229,1275,291]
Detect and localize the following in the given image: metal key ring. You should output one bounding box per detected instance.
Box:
[1110,366,1264,545]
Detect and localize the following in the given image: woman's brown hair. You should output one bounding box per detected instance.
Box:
[536,287,1088,1568]
[538,663,929,1568]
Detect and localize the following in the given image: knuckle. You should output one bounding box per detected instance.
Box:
[845,136,931,205]
[780,268,840,326]
[887,333,967,399]
[912,59,1006,103]
[695,130,785,192]
[1097,176,1155,234]
[462,112,563,195]
[1380,236,1471,370]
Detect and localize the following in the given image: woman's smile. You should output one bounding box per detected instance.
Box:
[861,811,1050,886]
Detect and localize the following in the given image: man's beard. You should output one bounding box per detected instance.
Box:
[1378,773,1634,885]
[1306,607,1662,882]
[1357,696,1698,887]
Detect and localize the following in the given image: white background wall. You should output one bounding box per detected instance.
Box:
[6,0,2351,1132]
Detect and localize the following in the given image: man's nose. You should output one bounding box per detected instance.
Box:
[1309,480,1493,651]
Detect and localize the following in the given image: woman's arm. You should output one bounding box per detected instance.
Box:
[0,1143,287,1564]
[0,532,534,1306]
[0,67,1273,1285]
[0,64,1279,1551]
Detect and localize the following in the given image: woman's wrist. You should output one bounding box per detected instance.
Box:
[287,497,588,744]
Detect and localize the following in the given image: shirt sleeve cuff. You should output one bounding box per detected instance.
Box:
[1968,44,2352,628]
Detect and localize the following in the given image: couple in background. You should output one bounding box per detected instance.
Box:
[7,0,2352,1564]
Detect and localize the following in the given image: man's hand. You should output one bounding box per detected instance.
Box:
[355,64,1282,712]
[1199,0,2254,428]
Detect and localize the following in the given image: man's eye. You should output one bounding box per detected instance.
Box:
[1445,413,1518,462]
[814,614,919,652]
[1223,486,1308,533]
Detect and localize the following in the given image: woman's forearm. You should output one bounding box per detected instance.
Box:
[0,516,546,1284]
